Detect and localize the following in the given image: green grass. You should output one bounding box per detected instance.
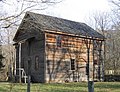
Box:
[0,82,120,92]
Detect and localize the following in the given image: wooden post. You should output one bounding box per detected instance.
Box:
[93,40,95,81]
[27,58,31,92]
[13,43,18,82]
[102,41,105,81]
[27,39,31,92]
[100,41,103,81]
[87,47,90,82]
[102,26,105,82]
[98,41,103,81]
[84,39,94,92]
[19,42,22,83]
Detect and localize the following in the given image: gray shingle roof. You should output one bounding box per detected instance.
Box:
[14,12,104,41]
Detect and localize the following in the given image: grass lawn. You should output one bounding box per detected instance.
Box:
[0,82,120,92]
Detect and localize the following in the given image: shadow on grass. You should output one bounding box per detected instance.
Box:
[95,82,120,89]
[31,83,88,92]
[0,82,120,92]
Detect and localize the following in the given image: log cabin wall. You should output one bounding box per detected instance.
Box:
[13,12,105,83]
[45,32,95,83]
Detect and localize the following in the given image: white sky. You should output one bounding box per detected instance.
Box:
[43,0,111,22]
[0,0,112,44]
[2,0,111,23]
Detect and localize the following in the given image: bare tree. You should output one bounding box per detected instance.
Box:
[0,0,62,28]
[0,0,63,81]
[110,0,120,30]
[85,11,112,81]
[0,0,63,45]
[107,0,120,77]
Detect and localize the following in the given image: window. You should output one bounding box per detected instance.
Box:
[56,35,62,48]
[70,59,76,70]
[35,56,39,70]
[94,60,98,65]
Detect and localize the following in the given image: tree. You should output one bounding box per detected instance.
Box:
[85,11,112,81]
[0,0,62,28]
[107,0,120,76]
[0,54,4,69]
[111,0,120,30]
[0,0,63,45]
[0,0,63,81]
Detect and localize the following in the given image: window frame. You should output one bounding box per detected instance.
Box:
[56,35,62,48]
[70,59,76,71]
[35,56,39,70]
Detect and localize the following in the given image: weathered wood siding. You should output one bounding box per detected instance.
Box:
[21,33,45,83]
[45,32,95,83]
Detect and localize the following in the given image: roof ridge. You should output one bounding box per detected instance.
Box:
[13,11,105,42]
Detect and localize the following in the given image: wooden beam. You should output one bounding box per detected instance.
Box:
[44,30,105,41]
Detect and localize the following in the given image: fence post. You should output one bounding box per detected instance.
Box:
[88,81,94,92]
[27,59,31,92]
[27,75,31,92]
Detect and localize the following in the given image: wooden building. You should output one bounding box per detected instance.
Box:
[13,12,104,83]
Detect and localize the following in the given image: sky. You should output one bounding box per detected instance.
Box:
[0,0,112,44]
[1,0,111,23]
[42,0,111,22]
